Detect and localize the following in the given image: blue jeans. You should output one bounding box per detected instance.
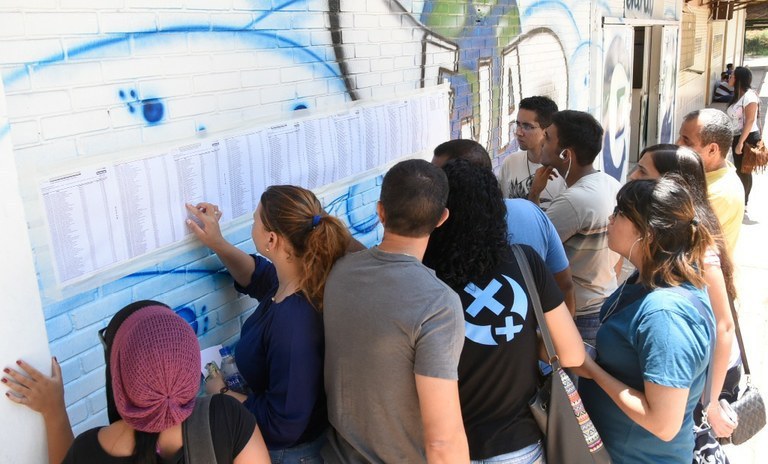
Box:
[471,441,545,464]
[268,433,325,464]
[575,312,601,347]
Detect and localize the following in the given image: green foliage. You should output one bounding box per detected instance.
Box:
[745,29,768,56]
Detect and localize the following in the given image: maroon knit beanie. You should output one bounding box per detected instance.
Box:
[110,305,200,433]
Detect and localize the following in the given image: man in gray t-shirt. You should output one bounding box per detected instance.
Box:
[323,160,468,463]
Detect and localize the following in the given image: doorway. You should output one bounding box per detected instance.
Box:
[629,26,652,164]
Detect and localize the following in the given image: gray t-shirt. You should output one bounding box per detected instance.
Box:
[322,247,465,463]
[546,172,621,316]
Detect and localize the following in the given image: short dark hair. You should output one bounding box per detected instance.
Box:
[721,72,729,80]
[726,63,733,70]
[380,159,449,237]
[433,139,492,170]
[551,110,604,166]
[519,96,559,128]
[683,109,733,158]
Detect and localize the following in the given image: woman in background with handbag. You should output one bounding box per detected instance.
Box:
[726,66,759,206]
[423,159,585,463]
[577,177,714,463]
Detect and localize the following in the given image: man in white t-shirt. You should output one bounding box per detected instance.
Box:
[497,96,566,210]
[539,110,621,345]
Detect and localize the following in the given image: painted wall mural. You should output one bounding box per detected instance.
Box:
[659,26,680,143]
[601,26,633,180]
[0,0,673,431]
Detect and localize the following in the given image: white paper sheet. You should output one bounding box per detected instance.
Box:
[200,344,224,377]
[41,88,451,287]
[41,166,127,283]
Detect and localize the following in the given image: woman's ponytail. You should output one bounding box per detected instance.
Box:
[300,214,351,311]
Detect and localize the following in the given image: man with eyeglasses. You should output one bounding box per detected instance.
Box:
[497,96,566,210]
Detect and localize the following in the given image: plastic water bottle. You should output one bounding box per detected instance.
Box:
[219,347,247,393]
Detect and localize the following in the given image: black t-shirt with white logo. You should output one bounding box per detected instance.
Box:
[454,245,563,459]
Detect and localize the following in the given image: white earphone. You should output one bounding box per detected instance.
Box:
[560,149,573,179]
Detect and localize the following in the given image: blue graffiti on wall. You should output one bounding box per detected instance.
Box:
[175,304,210,335]
[324,176,382,247]
[1,0,348,136]
[119,89,165,125]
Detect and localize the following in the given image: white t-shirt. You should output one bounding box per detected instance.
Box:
[726,89,760,134]
[497,150,566,210]
[546,172,621,316]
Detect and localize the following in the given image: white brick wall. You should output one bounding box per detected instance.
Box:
[0,0,688,446]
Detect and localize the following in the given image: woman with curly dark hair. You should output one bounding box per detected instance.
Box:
[423,159,584,464]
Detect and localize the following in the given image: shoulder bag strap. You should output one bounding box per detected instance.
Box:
[182,395,217,464]
[511,245,561,370]
[728,297,751,376]
[662,286,716,407]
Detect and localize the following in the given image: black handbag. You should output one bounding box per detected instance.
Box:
[511,246,611,464]
[719,298,766,445]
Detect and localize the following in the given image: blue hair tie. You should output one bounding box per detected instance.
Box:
[311,215,321,228]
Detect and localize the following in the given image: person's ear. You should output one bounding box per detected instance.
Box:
[266,231,278,250]
[376,201,386,226]
[434,208,450,229]
[707,142,721,159]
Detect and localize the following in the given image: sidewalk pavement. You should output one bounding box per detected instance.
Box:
[719,59,768,463]
[723,171,767,463]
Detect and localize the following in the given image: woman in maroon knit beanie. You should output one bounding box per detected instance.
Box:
[4,302,270,464]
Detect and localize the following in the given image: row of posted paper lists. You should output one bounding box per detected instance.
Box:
[39,89,450,288]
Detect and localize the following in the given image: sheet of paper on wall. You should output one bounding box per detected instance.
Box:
[200,344,224,378]
[39,87,450,288]
[40,166,128,284]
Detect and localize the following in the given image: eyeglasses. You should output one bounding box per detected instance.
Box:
[513,120,540,132]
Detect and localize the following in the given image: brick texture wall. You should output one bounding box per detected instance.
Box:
[0,0,643,434]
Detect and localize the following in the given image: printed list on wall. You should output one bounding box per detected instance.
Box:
[40,88,450,287]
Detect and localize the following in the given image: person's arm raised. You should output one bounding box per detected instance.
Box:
[528,166,557,206]
[185,202,255,287]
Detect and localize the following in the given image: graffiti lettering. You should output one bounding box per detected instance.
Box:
[626,0,654,16]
